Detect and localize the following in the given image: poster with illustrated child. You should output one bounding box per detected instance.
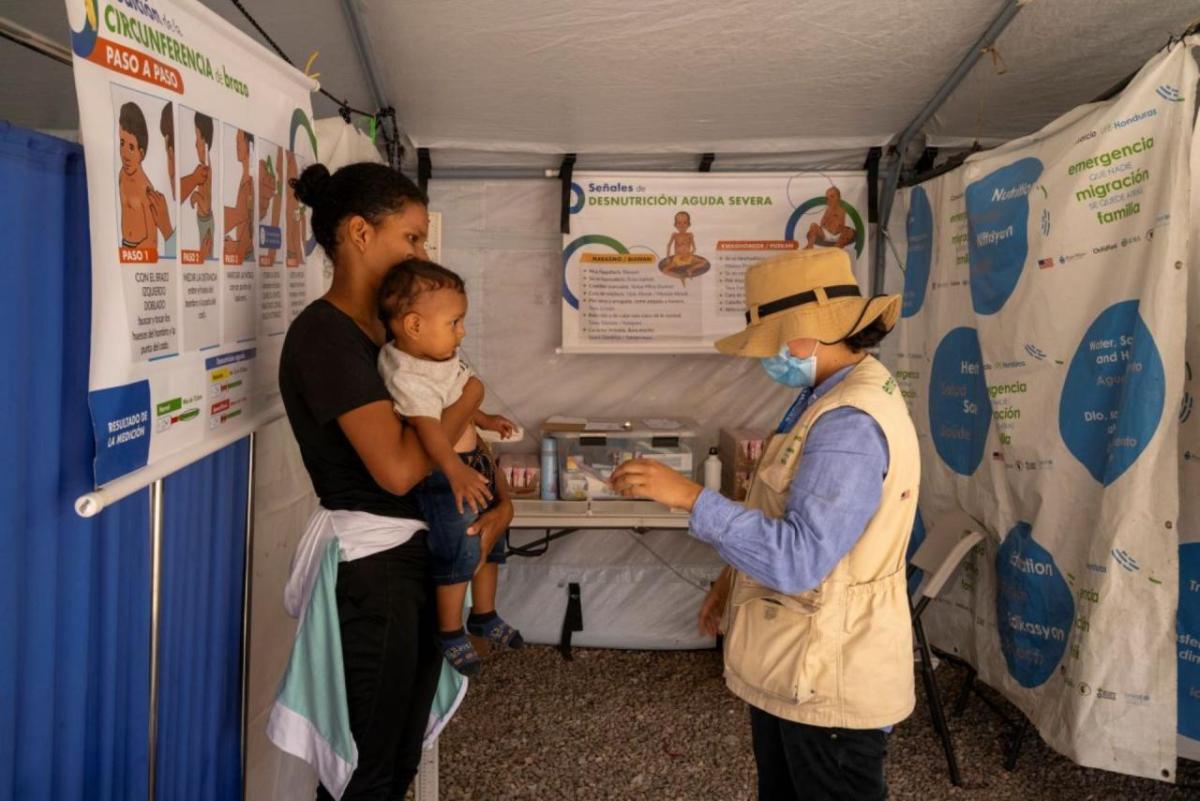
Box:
[111,84,179,363]
[68,0,320,487]
[177,105,219,352]
[257,138,285,333]
[285,123,319,322]
[221,123,257,344]
[563,172,870,353]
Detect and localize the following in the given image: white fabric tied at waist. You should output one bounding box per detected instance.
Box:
[284,507,427,618]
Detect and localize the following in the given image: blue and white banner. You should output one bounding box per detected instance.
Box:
[67,0,322,486]
[1178,67,1200,763]
[894,41,1196,780]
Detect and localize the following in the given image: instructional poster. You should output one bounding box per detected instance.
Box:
[67,0,321,486]
[897,41,1196,780]
[563,172,869,353]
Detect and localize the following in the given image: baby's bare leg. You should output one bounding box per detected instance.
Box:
[436,582,469,632]
[471,563,499,615]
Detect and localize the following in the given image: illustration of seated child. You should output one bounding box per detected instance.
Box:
[806,186,857,249]
[667,210,696,269]
[376,259,523,676]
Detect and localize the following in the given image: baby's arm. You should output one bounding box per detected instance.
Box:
[458,364,513,437]
[475,410,517,439]
[387,366,490,512]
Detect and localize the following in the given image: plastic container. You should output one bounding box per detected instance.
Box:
[546,418,697,501]
[703,447,722,492]
[540,438,558,500]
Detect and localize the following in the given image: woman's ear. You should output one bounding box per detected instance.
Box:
[345,214,370,254]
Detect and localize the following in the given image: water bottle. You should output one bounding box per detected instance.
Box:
[703,447,722,493]
[540,437,558,500]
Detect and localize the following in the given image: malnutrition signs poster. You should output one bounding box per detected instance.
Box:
[892,41,1197,780]
[562,172,869,353]
[67,0,320,486]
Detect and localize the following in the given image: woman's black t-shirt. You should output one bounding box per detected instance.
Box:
[279,299,423,519]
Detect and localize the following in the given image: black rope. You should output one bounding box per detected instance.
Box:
[227,0,377,120]
[226,0,404,167]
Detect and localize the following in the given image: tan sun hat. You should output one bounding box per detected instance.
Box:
[715,248,901,358]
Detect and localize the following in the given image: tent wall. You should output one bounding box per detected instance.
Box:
[0,123,250,801]
[428,177,784,647]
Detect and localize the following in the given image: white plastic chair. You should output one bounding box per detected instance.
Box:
[908,509,986,788]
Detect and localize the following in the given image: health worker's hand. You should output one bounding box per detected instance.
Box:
[609,458,703,512]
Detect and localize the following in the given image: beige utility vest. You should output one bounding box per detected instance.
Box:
[722,355,920,729]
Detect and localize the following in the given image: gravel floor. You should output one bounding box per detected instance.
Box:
[429,645,1200,801]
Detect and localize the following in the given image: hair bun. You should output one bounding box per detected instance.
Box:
[290,163,331,207]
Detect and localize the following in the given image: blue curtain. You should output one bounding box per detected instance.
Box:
[0,122,151,801]
[158,440,248,801]
[0,121,248,801]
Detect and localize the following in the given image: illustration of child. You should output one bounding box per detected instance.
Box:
[181,113,214,259]
[155,103,177,258]
[223,129,254,264]
[285,150,306,265]
[658,210,711,284]
[376,259,523,676]
[117,102,169,253]
[667,210,696,269]
[258,145,284,261]
[806,186,857,250]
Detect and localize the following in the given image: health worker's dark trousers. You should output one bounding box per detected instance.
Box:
[316,534,442,801]
[749,705,889,801]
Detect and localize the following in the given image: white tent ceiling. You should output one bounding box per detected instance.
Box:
[2,1,1199,165]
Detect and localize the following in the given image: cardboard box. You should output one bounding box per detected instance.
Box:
[719,427,769,501]
[498,452,540,497]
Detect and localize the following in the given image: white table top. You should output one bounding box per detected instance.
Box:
[510,498,691,530]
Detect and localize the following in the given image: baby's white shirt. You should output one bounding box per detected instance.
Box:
[378,343,474,420]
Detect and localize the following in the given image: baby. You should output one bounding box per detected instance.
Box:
[377,259,523,676]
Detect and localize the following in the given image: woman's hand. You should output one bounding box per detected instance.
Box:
[699,569,732,637]
[467,497,513,556]
[609,458,703,511]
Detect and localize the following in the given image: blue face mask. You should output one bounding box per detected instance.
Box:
[760,343,819,388]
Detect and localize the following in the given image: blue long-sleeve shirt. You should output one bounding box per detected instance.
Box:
[690,366,890,594]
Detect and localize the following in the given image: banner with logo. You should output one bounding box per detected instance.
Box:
[1179,79,1200,763]
[562,172,869,353]
[66,0,321,486]
[895,42,1195,780]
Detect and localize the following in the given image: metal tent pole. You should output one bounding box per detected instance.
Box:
[240,432,257,799]
[338,0,392,112]
[148,479,165,801]
[0,15,70,66]
[872,0,1027,294]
